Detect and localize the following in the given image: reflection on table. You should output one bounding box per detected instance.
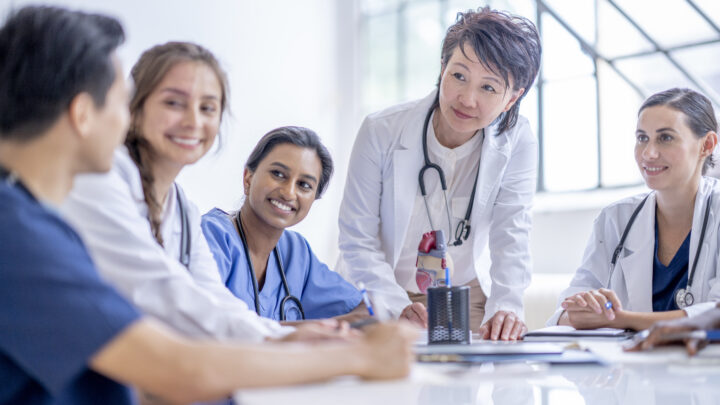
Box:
[234,342,720,405]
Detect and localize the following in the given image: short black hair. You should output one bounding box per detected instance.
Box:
[438,7,541,136]
[246,126,334,199]
[0,6,125,141]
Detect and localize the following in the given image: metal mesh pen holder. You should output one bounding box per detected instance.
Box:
[427,285,470,345]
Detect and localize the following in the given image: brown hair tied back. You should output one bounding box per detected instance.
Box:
[125,42,229,246]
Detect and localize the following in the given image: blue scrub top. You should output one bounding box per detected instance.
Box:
[652,220,690,312]
[0,180,140,404]
[201,208,363,321]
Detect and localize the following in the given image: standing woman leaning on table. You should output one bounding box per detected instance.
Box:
[61,42,342,342]
[337,7,542,341]
[549,88,720,331]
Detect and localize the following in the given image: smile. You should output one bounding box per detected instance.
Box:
[168,135,201,147]
[452,108,474,120]
[270,199,294,212]
[643,165,667,175]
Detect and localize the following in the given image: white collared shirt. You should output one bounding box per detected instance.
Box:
[395,111,484,292]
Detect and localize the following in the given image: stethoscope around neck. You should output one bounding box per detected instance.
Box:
[176,190,304,319]
[233,212,305,321]
[608,191,713,309]
[419,99,483,247]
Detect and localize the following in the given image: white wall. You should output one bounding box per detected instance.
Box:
[5,0,354,262]
[2,0,647,282]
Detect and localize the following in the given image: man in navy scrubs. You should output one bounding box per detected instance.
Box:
[0,7,140,404]
[0,6,415,405]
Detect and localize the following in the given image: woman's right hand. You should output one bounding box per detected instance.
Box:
[358,322,416,380]
[560,288,623,329]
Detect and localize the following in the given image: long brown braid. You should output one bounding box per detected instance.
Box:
[125,42,229,245]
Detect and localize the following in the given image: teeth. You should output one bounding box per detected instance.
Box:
[170,137,200,146]
[270,199,292,211]
[645,167,665,172]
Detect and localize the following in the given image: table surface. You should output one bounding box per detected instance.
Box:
[233,341,720,405]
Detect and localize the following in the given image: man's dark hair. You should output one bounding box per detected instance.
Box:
[0,6,125,141]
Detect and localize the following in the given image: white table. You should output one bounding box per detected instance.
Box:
[234,341,720,405]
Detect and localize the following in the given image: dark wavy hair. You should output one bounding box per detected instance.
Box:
[125,42,229,246]
[639,88,718,175]
[436,6,541,136]
[246,126,333,199]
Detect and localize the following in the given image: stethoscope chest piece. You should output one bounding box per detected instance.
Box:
[674,288,694,309]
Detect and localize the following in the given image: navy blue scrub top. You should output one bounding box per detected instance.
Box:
[201,208,362,321]
[0,179,141,404]
[652,220,691,312]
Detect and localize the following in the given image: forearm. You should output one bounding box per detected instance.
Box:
[188,340,368,391]
[615,310,686,331]
[93,320,371,403]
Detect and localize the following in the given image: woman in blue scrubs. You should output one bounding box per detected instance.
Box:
[202,127,366,322]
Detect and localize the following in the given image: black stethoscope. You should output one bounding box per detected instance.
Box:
[419,100,483,247]
[233,212,305,320]
[608,191,713,309]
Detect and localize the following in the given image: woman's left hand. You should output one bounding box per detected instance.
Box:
[477,310,527,341]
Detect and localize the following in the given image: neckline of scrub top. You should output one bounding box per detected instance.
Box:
[652,219,691,312]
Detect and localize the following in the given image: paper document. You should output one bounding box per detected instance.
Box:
[523,325,633,341]
[414,341,564,355]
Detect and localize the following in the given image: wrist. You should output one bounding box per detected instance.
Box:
[348,339,373,377]
[612,310,637,330]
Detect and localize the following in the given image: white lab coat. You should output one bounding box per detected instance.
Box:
[61,147,291,342]
[548,177,720,325]
[337,91,537,324]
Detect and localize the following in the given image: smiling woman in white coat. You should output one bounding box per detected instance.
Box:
[549,88,720,330]
[337,7,542,341]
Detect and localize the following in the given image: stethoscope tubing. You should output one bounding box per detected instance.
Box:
[234,212,305,321]
[608,191,713,304]
[419,100,481,247]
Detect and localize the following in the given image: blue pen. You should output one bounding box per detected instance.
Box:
[357,282,375,317]
[444,268,451,288]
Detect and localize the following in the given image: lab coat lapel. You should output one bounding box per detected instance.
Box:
[468,124,510,225]
[617,194,655,312]
[687,178,716,292]
[391,95,432,267]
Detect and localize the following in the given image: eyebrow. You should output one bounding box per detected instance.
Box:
[451,62,502,85]
[159,87,220,100]
[656,127,677,133]
[269,162,318,184]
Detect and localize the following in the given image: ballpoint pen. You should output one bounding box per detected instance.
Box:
[357,282,375,317]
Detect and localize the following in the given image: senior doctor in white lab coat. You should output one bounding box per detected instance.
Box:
[549,88,720,330]
[337,7,542,341]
